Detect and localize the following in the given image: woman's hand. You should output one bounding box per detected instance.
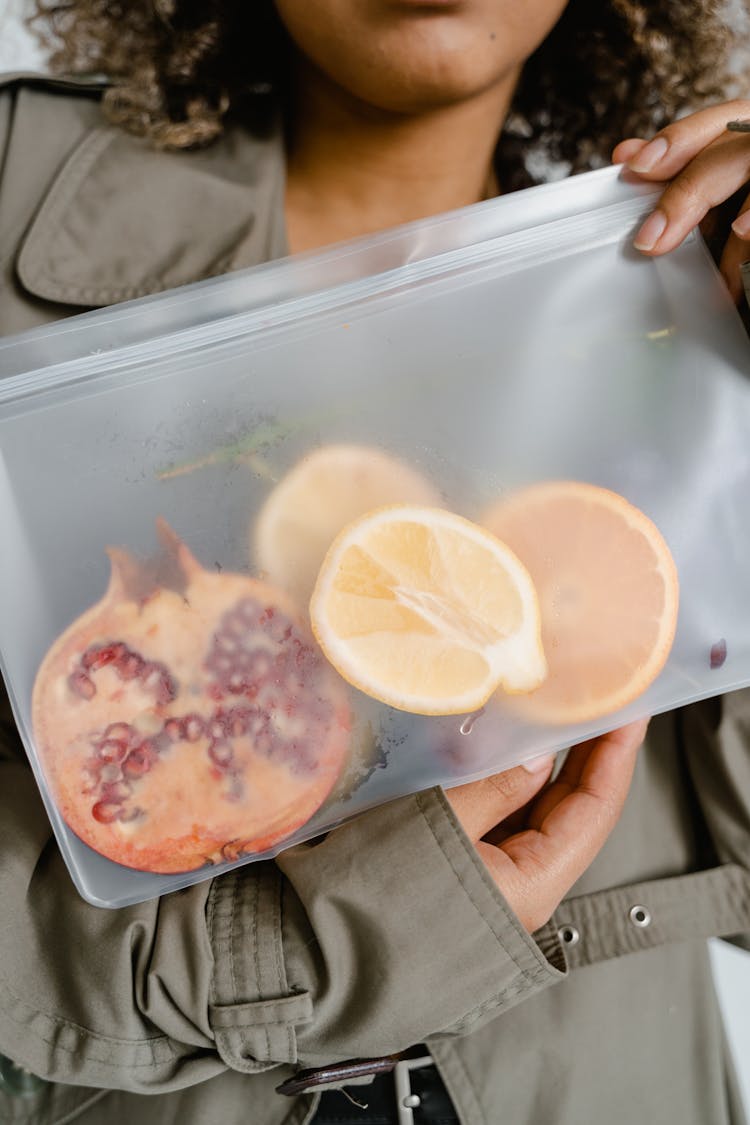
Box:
[612,100,750,303]
[445,718,647,934]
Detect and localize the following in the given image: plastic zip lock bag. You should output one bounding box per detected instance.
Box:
[0,165,749,907]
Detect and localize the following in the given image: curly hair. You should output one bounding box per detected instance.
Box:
[32,0,744,189]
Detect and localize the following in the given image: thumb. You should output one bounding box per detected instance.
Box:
[445,753,555,843]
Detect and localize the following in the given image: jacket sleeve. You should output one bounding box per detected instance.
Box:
[681,691,750,951]
[0,690,565,1094]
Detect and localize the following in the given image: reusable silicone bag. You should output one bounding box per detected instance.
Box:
[1,164,749,906]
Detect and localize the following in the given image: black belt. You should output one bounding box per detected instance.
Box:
[281,1048,458,1124]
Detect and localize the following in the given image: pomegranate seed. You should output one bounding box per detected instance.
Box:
[209,717,228,741]
[101,780,132,803]
[92,801,121,823]
[104,723,135,744]
[97,740,129,764]
[164,718,185,742]
[157,670,176,704]
[139,664,159,688]
[710,639,727,669]
[140,662,176,704]
[68,671,96,700]
[82,644,122,671]
[209,741,233,768]
[118,651,145,680]
[123,747,155,777]
[99,763,124,784]
[183,715,205,741]
[227,709,250,737]
[118,805,143,823]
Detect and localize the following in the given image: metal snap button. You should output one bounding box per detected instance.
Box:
[0,1055,47,1097]
[557,924,580,947]
[629,904,652,928]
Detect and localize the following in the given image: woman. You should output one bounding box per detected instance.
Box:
[0,2,749,1123]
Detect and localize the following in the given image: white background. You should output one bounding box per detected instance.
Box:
[1,0,749,1110]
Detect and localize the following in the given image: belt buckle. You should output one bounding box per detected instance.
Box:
[393,1054,433,1125]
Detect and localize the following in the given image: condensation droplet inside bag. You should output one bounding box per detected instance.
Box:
[459,708,485,736]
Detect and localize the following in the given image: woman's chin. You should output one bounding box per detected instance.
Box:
[317,43,519,116]
[276,0,551,116]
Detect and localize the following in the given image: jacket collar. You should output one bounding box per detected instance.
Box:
[16,116,287,308]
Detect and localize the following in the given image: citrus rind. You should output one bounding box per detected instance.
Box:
[310,504,547,716]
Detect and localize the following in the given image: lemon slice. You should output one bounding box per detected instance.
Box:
[253,444,440,608]
[310,505,546,715]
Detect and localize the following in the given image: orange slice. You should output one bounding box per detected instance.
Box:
[481,480,679,725]
[253,444,440,608]
[310,505,547,716]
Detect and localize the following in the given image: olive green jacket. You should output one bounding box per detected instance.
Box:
[0,76,749,1125]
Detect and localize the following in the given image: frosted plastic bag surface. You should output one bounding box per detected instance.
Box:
[1,165,749,907]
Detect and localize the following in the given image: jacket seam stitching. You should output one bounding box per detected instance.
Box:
[269,871,295,1061]
[14,124,235,304]
[279,877,296,1065]
[438,971,545,1031]
[0,977,179,1061]
[432,788,542,957]
[229,873,239,1007]
[415,791,541,984]
[16,126,116,293]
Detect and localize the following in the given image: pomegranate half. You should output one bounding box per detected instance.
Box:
[31,522,351,873]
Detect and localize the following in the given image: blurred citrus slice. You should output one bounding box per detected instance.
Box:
[253,445,440,608]
[310,505,547,716]
[481,480,679,725]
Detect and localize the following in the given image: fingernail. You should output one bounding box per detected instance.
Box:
[633,209,667,251]
[522,753,555,775]
[731,211,750,238]
[627,135,668,173]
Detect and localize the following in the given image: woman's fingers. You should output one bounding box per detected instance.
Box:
[473,719,647,933]
[523,718,647,836]
[493,719,647,931]
[612,103,750,289]
[719,193,750,302]
[611,137,648,165]
[631,134,750,256]
[719,230,750,304]
[445,755,555,843]
[615,99,750,180]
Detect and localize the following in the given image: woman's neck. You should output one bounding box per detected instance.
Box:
[284,58,517,253]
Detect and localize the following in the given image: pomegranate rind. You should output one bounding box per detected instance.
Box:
[32,534,351,874]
